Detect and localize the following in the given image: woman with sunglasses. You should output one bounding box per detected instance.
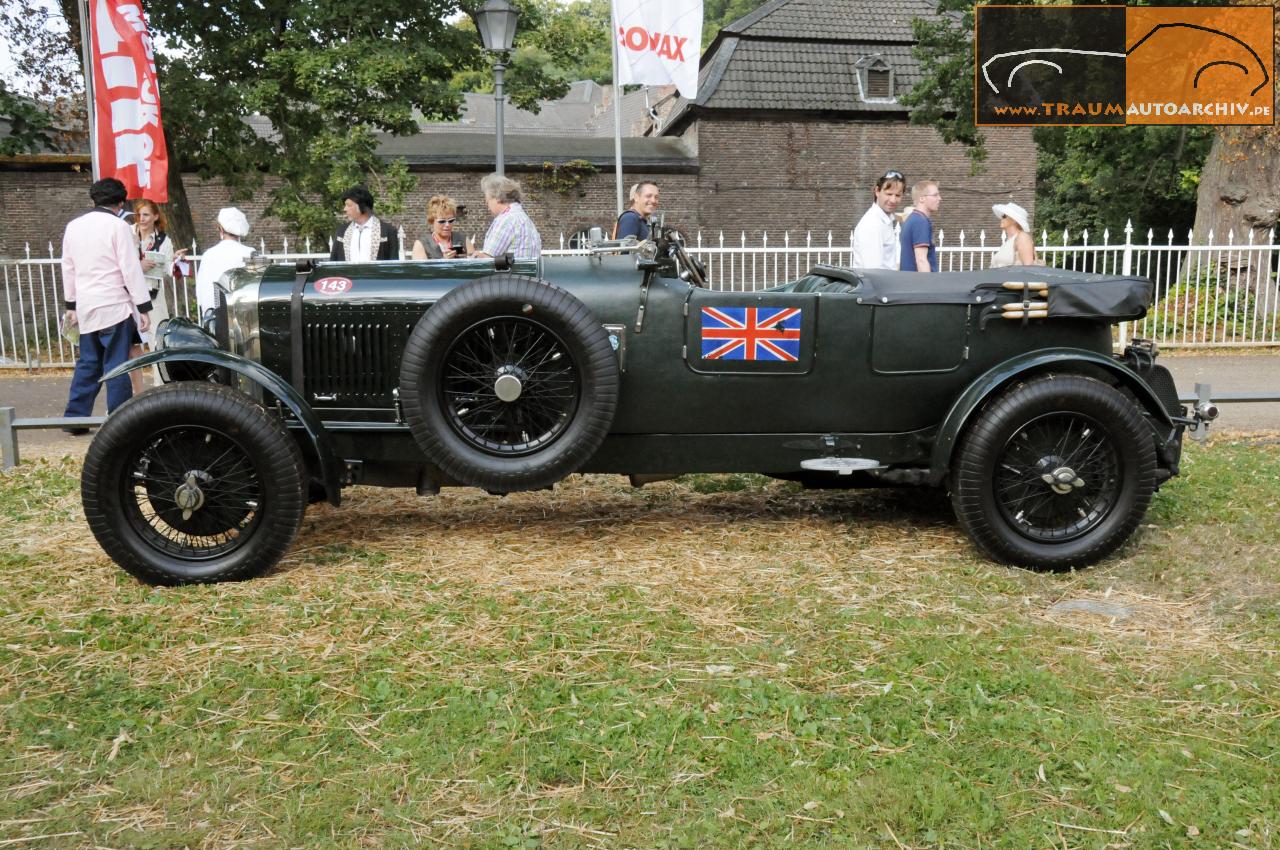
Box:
[411,195,461,259]
[852,170,905,270]
[989,201,1038,267]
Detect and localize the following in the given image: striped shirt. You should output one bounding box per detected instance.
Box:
[482,202,541,260]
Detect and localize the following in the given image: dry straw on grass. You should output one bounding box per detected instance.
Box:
[3,454,1273,670]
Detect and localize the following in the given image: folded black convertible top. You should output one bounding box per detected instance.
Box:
[805,264,1153,321]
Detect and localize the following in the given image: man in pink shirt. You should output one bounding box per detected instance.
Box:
[62,178,154,431]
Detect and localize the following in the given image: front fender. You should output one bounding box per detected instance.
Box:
[103,350,342,506]
[928,348,1175,485]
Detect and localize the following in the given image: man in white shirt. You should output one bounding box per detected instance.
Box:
[61,178,154,430]
[852,170,905,270]
[195,207,254,318]
[329,185,400,262]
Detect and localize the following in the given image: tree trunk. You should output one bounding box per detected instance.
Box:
[1192,5,1280,249]
[162,134,197,253]
[1192,126,1280,248]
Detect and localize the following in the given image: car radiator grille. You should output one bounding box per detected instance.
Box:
[304,322,398,403]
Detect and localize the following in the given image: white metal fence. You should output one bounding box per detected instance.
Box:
[2,222,1277,367]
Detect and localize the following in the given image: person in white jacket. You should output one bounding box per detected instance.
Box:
[852,170,905,270]
[195,208,254,318]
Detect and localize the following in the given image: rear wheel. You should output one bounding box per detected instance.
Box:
[950,375,1156,569]
[81,383,307,585]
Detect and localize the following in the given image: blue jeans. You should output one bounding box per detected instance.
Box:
[64,317,135,417]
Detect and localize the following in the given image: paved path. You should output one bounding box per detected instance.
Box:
[3,353,1278,464]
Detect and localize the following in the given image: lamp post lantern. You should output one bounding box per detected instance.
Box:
[473,0,519,176]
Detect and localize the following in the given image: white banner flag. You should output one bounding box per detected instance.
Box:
[613,0,703,100]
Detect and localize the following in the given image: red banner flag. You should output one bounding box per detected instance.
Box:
[90,0,168,201]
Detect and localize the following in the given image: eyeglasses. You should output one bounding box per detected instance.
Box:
[434,217,456,225]
[882,170,904,180]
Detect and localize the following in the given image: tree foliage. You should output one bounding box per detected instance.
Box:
[1036,125,1213,238]
[0,0,85,155]
[701,0,767,47]
[449,1,606,104]
[900,0,987,160]
[9,0,588,242]
[144,0,563,241]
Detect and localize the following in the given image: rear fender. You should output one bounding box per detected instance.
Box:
[103,350,342,506]
[929,348,1175,485]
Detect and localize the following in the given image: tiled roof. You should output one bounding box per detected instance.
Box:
[724,0,939,43]
[662,0,944,132]
[700,41,922,112]
[375,132,696,170]
[420,81,673,138]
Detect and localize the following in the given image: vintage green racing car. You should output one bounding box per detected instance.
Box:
[82,225,1215,584]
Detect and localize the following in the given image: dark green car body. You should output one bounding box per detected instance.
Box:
[90,240,1197,583]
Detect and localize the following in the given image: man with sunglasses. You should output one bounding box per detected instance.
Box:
[900,180,941,273]
[852,170,905,269]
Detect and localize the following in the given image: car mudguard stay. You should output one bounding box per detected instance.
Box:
[102,349,343,506]
[928,348,1175,486]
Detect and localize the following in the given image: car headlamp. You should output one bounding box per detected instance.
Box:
[222,268,262,362]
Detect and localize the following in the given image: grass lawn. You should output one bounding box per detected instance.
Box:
[1,437,1277,849]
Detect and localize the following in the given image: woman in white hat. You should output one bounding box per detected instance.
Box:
[990,201,1037,267]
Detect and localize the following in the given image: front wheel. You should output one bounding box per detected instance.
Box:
[950,374,1157,569]
[81,383,307,585]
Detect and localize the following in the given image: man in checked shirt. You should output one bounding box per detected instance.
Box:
[467,173,542,261]
[60,178,153,433]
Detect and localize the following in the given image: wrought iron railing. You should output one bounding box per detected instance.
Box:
[2,222,1277,367]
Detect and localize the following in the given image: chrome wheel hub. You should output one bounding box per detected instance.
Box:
[174,471,209,521]
[494,373,523,402]
[1041,465,1085,495]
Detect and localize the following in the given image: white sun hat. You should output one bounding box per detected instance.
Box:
[992,202,1030,233]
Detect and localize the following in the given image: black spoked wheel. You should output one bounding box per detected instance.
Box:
[82,383,307,585]
[993,412,1120,543]
[441,316,580,455]
[951,375,1157,570]
[400,274,618,493]
[128,426,266,559]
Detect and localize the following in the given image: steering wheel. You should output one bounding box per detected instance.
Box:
[669,234,707,287]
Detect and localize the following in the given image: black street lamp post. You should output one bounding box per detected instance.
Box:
[473,0,519,176]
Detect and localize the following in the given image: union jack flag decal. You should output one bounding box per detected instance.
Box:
[700,306,803,361]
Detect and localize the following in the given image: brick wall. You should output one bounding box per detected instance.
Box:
[0,167,699,259]
[0,120,1034,258]
[0,168,99,259]
[691,118,1037,242]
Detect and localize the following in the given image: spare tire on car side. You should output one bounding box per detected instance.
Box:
[399,274,619,493]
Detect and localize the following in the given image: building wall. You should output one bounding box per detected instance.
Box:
[0,168,100,259]
[690,118,1038,242]
[0,167,699,258]
[0,120,1034,257]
